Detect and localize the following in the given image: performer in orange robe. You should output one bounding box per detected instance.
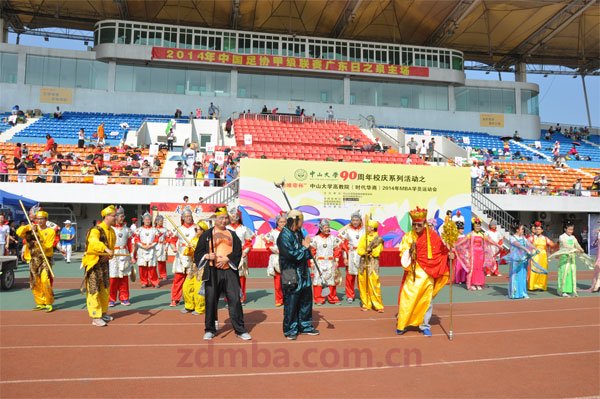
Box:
[397,207,451,337]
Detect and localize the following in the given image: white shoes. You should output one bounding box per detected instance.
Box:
[92,318,107,327]
[203,332,215,341]
[236,332,252,341]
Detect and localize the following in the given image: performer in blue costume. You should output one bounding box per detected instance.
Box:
[505,222,539,299]
[276,210,320,340]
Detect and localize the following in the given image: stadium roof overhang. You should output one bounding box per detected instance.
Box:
[2,0,599,73]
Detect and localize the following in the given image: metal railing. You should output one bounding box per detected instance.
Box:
[0,172,234,187]
[236,113,349,124]
[200,178,239,204]
[471,190,518,233]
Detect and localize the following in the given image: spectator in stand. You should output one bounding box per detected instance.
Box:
[78,128,86,148]
[140,160,151,185]
[189,112,194,123]
[552,141,561,161]
[196,108,202,119]
[195,162,205,186]
[175,161,184,186]
[208,102,217,118]
[35,165,49,183]
[13,143,22,169]
[406,137,418,155]
[539,174,548,194]
[183,196,189,203]
[21,143,29,158]
[16,156,27,183]
[53,106,62,119]
[0,156,8,182]
[513,130,520,140]
[591,173,600,195]
[427,138,435,161]
[419,139,427,160]
[167,128,175,151]
[225,162,237,185]
[261,105,268,114]
[556,123,561,133]
[183,144,195,176]
[568,144,579,160]
[174,109,182,118]
[573,178,583,197]
[470,161,482,191]
[43,134,55,158]
[295,106,301,116]
[207,160,215,186]
[52,161,63,183]
[80,162,90,182]
[544,130,552,140]
[225,117,233,137]
[327,105,334,121]
[96,123,105,146]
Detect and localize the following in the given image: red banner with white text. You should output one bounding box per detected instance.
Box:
[151,47,429,78]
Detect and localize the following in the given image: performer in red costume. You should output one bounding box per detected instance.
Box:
[263,212,286,307]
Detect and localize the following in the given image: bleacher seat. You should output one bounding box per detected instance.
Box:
[225,118,423,165]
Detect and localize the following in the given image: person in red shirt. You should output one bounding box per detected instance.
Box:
[13,143,22,169]
[45,134,55,152]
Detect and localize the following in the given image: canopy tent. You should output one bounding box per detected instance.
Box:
[0,189,38,208]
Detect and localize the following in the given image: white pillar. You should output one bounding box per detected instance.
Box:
[448,85,456,112]
[107,60,116,93]
[231,69,238,98]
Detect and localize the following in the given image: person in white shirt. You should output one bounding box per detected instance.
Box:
[470,161,481,190]
[0,214,10,256]
[183,144,196,177]
[451,210,465,225]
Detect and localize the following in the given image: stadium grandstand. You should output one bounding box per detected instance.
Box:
[0,1,599,397]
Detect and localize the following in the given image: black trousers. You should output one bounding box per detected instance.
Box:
[204,268,247,335]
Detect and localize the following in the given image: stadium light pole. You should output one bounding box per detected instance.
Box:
[580,74,593,129]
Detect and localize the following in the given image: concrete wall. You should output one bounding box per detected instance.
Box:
[0,182,219,205]
[0,42,541,139]
[487,194,600,213]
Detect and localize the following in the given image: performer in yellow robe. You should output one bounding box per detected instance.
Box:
[527,221,555,291]
[81,205,117,327]
[356,220,384,312]
[397,207,451,337]
[17,210,56,312]
[182,221,208,315]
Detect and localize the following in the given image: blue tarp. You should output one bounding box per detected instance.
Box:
[0,189,37,207]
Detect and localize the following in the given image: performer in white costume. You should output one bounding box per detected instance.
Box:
[339,211,364,303]
[310,219,343,305]
[109,206,133,306]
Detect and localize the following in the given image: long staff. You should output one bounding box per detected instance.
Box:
[441,220,459,342]
[274,180,325,282]
[19,200,54,278]
[448,255,454,341]
[164,213,194,247]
